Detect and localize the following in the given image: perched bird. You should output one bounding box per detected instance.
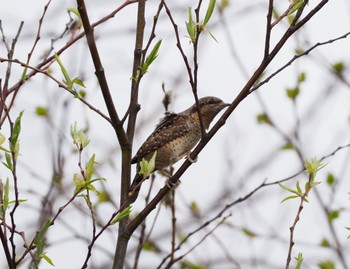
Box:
[128,96,229,202]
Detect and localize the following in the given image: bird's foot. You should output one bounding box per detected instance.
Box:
[186,152,198,163]
[166,179,181,190]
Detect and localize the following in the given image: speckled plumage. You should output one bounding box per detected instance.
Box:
[128,96,229,202]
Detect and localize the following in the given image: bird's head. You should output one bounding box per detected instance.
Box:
[189,96,229,129]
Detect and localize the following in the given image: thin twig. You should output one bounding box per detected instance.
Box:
[251,31,350,93]
[5,109,21,267]
[169,190,176,266]
[264,0,274,57]
[192,0,206,137]
[0,221,13,269]
[0,58,112,125]
[162,1,195,91]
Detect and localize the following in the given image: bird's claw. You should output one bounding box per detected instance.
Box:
[187,152,197,163]
[166,179,181,190]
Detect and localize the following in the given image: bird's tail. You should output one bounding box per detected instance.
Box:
[128,172,143,203]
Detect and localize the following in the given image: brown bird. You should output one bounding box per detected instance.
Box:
[128,96,229,202]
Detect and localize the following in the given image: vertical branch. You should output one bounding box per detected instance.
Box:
[264,0,274,58]
[126,0,146,145]
[114,1,146,268]
[284,197,305,269]
[0,224,13,269]
[170,190,176,265]
[5,110,20,268]
[193,0,206,137]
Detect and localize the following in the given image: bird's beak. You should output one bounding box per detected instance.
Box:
[223,103,230,108]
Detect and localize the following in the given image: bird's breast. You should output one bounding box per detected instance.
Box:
[162,130,201,164]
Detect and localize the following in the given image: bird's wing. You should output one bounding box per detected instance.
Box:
[131,113,190,164]
[154,113,178,132]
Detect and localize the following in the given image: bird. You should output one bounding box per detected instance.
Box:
[128,96,229,203]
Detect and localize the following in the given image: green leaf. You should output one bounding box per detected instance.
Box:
[288,0,304,15]
[67,8,81,19]
[306,158,326,175]
[9,199,27,204]
[143,242,156,252]
[3,178,9,209]
[73,172,105,195]
[0,133,5,146]
[142,47,159,74]
[111,206,132,224]
[190,201,201,217]
[98,191,109,203]
[280,195,299,203]
[281,143,295,150]
[286,87,299,100]
[21,67,28,82]
[41,253,55,266]
[327,210,339,222]
[295,48,304,55]
[186,7,197,43]
[138,151,157,178]
[148,151,157,173]
[287,15,295,25]
[272,8,279,19]
[298,72,306,83]
[304,181,311,194]
[294,252,303,269]
[11,111,24,151]
[71,77,86,88]
[79,194,91,208]
[0,178,10,218]
[241,227,256,238]
[73,174,85,194]
[35,106,49,117]
[208,30,219,43]
[3,152,13,171]
[318,260,334,269]
[70,122,90,149]
[85,154,96,181]
[180,260,204,269]
[203,0,216,26]
[78,90,86,98]
[296,181,302,195]
[54,52,72,90]
[220,0,229,9]
[332,62,345,73]
[320,238,330,247]
[346,227,350,239]
[256,113,270,124]
[279,183,299,195]
[0,133,9,153]
[34,219,52,246]
[142,40,162,75]
[326,173,335,186]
